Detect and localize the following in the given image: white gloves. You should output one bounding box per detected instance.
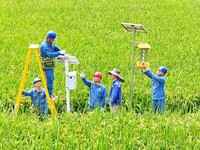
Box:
[141,67,149,72]
[59,50,66,55]
[80,72,85,78]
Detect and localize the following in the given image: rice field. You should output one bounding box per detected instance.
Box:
[0,110,200,149]
[0,0,199,149]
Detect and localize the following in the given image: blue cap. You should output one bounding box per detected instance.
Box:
[33,78,41,84]
[46,31,56,40]
[159,66,167,74]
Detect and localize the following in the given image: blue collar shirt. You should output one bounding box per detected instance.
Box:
[82,78,106,108]
[22,88,49,115]
[144,70,166,100]
[40,40,61,58]
[109,79,122,105]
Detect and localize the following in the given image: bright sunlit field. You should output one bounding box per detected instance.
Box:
[0,0,199,149]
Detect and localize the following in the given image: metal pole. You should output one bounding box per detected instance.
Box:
[65,59,70,112]
[131,29,136,108]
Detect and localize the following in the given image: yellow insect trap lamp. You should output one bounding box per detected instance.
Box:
[137,43,150,69]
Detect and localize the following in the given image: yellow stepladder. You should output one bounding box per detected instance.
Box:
[15,44,57,116]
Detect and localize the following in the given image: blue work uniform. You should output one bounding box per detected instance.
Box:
[144,70,166,114]
[109,79,122,106]
[40,40,61,96]
[82,77,106,111]
[22,88,49,115]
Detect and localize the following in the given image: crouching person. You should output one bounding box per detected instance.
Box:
[22,78,49,120]
[80,72,106,112]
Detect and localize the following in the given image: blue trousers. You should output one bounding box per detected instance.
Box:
[152,99,165,115]
[44,69,54,96]
[88,105,95,112]
[39,103,49,116]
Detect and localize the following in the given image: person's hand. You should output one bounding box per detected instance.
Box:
[59,50,66,55]
[80,72,85,78]
[140,67,149,73]
[21,90,25,94]
[137,62,150,72]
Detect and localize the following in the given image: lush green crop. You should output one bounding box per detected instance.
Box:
[0,0,199,149]
[0,110,200,149]
[0,0,199,112]
[0,0,199,113]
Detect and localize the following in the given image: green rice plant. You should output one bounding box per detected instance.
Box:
[0,4,199,150]
[0,110,199,149]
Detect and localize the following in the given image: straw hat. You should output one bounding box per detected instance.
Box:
[108,68,125,82]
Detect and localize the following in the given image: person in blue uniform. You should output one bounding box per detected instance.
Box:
[108,68,125,114]
[22,78,48,120]
[80,72,106,112]
[141,66,168,114]
[40,31,66,100]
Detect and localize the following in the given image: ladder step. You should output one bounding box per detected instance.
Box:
[29,44,39,49]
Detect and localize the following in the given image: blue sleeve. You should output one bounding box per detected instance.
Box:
[82,77,92,88]
[144,70,165,83]
[22,89,32,96]
[101,87,106,108]
[43,48,60,58]
[110,84,118,105]
[42,89,46,98]
[54,44,61,52]
[40,44,60,58]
